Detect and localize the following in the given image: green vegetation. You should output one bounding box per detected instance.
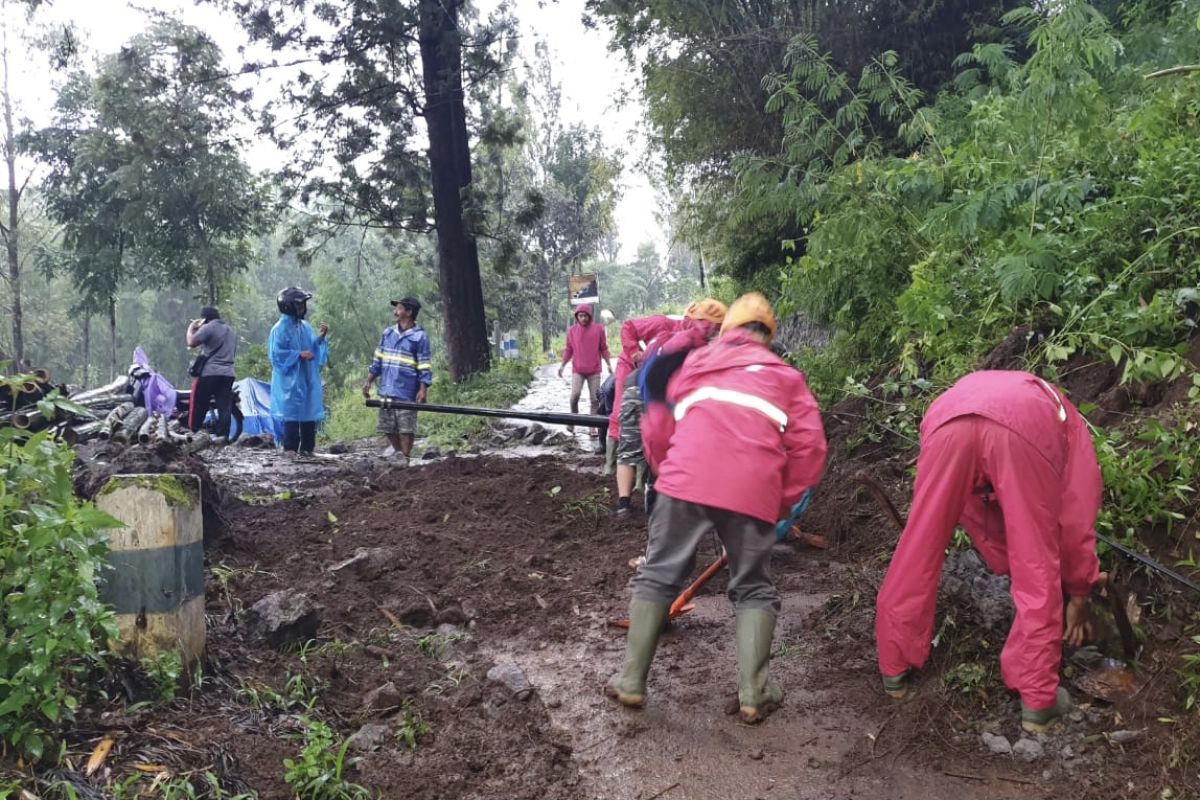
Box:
[416,629,472,661]
[0,421,119,761]
[99,474,198,508]
[139,650,184,707]
[236,670,324,715]
[394,702,432,751]
[322,357,536,447]
[78,771,257,800]
[1181,635,1200,712]
[283,717,373,800]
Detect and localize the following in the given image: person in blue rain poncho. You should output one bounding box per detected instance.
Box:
[268,287,330,456]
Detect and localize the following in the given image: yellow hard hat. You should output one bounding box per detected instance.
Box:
[684,298,728,325]
[720,292,777,339]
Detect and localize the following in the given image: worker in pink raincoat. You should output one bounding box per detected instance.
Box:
[875,370,1102,732]
[607,312,684,466]
[605,293,827,724]
[557,304,612,437]
[613,299,727,517]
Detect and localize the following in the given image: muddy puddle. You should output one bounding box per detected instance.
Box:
[486,562,1027,800]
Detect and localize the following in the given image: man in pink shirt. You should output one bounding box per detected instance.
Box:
[875,370,1103,732]
[558,304,612,435]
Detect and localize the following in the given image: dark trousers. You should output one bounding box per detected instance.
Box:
[188,375,235,437]
[632,493,779,613]
[282,420,317,454]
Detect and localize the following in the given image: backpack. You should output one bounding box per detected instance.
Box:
[596,374,616,416]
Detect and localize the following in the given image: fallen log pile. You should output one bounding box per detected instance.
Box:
[5,369,271,453]
[0,371,210,452]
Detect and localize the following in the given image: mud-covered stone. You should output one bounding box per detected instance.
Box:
[1013,738,1044,761]
[981,731,1012,755]
[244,589,322,649]
[939,550,1014,629]
[362,681,403,712]
[328,546,405,580]
[487,662,533,700]
[347,723,391,752]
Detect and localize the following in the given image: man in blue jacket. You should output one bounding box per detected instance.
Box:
[268,287,329,457]
[362,296,432,464]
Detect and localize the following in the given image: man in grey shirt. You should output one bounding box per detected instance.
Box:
[185,306,238,441]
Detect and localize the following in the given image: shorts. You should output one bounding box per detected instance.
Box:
[616,385,645,466]
[377,406,417,436]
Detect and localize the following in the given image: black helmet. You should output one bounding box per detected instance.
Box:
[277,287,313,319]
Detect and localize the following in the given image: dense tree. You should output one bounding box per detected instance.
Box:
[585,0,1022,281]
[92,21,269,305]
[519,123,622,349]
[30,22,266,377]
[0,0,30,364]
[225,0,515,380]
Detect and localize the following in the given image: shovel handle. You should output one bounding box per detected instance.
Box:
[669,553,729,618]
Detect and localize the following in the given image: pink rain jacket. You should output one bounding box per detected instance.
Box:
[875,370,1102,709]
[609,314,683,439]
[560,305,609,377]
[640,330,827,524]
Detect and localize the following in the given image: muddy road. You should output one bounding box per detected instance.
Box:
[56,364,1199,800]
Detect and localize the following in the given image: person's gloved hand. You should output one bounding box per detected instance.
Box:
[774,489,813,541]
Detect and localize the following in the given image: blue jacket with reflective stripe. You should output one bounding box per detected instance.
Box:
[369,324,432,400]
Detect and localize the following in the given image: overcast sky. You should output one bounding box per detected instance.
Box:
[12,0,661,261]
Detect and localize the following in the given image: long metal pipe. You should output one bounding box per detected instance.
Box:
[364,398,608,429]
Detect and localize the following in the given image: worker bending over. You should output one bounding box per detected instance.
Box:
[875,370,1102,732]
[605,293,827,724]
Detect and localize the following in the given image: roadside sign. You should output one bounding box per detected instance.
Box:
[568,273,599,305]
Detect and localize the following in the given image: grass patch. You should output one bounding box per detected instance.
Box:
[321,357,536,448]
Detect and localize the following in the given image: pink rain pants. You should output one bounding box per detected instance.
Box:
[875,415,1068,710]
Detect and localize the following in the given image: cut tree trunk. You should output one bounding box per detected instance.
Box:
[419,0,490,381]
[2,15,23,364]
[82,311,91,388]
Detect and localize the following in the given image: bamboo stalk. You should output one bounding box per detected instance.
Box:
[99,402,136,439]
[62,421,102,445]
[183,431,210,454]
[115,408,149,444]
[69,377,129,404]
[137,415,156,444]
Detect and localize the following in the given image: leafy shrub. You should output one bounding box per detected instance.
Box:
[283,717,373,800]
[0,427,119,760]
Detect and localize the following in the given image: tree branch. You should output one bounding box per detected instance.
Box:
[1143,64,1200,79]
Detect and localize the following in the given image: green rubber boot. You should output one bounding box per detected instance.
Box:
[605,599,669,708]
[1021,686,1072,733]
[736,609,784,724]
[882,671,911,700]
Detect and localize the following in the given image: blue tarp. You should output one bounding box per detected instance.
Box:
[236,377,281,438]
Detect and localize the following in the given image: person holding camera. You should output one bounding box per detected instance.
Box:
[185,306,237,441]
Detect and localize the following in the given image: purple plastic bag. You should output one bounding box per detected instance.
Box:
[132,346,178,415]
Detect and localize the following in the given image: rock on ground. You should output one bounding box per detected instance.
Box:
[243,589,323,649]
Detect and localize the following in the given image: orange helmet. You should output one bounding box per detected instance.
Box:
[720,292,777,340]
[684,298,727,325]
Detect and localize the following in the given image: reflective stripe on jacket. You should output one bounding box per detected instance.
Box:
[641,329,827,524]
[369,324,432,400]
